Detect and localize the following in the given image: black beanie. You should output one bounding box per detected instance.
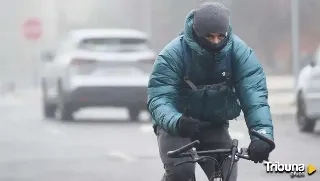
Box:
[193,2,230,37]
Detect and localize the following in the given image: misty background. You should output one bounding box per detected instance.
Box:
[1,0,319,89]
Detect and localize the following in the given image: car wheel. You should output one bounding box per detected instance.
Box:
[296,92,316,132]
[128,107,141,122]
[56,100,74,121]
[42,82,56,119]
[56,85,74,121]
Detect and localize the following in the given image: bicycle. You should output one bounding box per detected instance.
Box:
[167,129,276,181]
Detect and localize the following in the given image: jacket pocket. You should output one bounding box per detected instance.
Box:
[203,83,241,121]
[203,83,229,120]
[179,88,206,117]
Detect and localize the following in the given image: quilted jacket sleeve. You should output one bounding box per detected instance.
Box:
[147,41,184,135]
[232,35,274,142]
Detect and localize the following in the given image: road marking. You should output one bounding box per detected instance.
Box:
[44,125,66,136]
[108,151,137,162]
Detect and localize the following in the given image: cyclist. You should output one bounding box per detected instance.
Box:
[147,2,275,181]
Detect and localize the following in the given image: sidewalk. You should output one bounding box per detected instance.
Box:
[0,88,40,106]
[266,74,295,107]
[266,75,295,92]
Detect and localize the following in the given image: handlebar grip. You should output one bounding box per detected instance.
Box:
[167,140,200,157]
[250,129,275,150]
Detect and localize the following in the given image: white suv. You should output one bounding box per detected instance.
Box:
[295,47,320,132]
[40,29,156,121]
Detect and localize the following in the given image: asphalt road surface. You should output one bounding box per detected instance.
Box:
[0,98,319,181]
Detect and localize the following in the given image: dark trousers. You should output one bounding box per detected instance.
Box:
[155,125,238,181]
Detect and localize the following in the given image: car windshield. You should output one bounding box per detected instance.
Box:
[77,37,149,52]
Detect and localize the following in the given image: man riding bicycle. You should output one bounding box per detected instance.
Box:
[147,2,275,181]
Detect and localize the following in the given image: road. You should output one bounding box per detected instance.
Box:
[0,94,319,181]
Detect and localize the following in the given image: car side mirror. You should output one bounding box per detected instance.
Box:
[41,51,55,62]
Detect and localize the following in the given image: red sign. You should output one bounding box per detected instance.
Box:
[22,18,42,40]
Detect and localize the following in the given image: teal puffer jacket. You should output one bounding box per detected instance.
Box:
[147,10,274,142]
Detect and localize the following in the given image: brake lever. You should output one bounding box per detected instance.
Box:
[240,148,248,156]
[239,148,270,162]
[235,148,250,161]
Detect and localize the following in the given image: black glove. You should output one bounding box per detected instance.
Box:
[248,139,272,163]
[176,116,202,138]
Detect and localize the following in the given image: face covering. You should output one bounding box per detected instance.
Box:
[193,28,229,53]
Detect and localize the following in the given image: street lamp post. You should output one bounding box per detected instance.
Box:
[291,0,299,87]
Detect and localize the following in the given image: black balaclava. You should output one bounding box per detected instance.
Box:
[193,2,230,53]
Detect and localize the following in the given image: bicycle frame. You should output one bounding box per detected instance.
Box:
[167,129,275,181]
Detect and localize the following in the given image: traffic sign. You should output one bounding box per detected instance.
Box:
[22,18,42,40]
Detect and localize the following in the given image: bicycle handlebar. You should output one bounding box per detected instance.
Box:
[167,140,200,157]
[167,129,274,158]
[166,129,275,181]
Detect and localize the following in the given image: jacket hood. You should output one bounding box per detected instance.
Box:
[183,10,233,56]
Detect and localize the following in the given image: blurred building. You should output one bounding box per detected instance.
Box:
[0,0,320,88]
